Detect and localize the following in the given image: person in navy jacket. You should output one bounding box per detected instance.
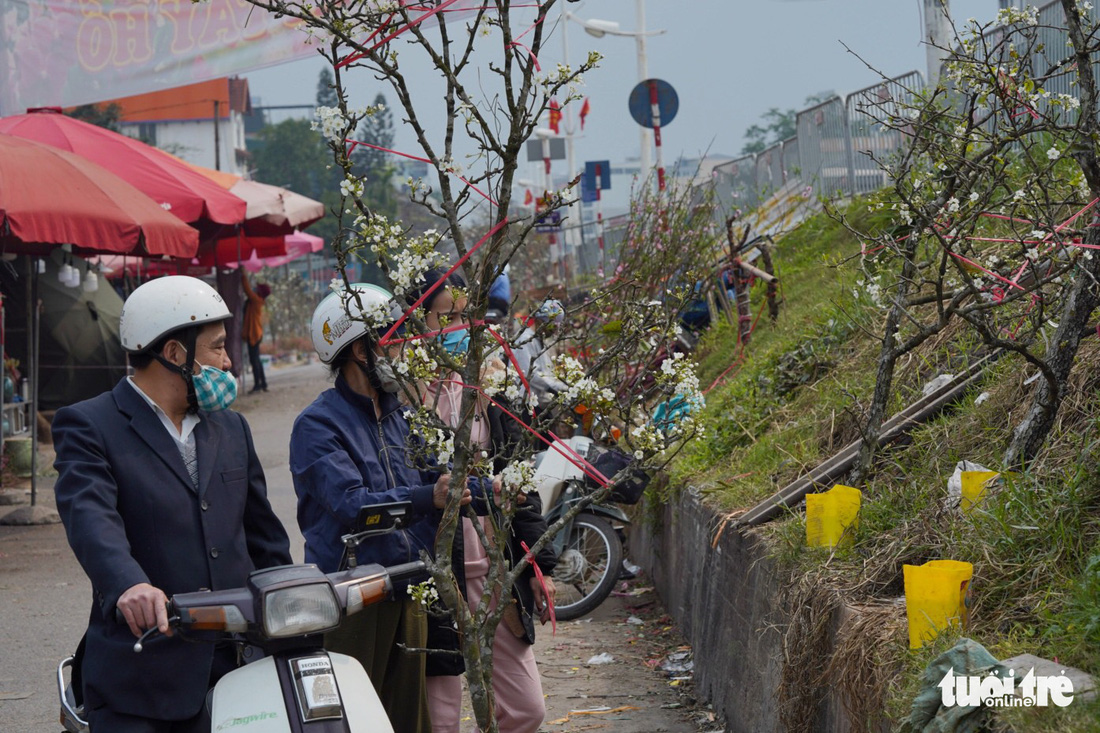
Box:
[53,276,292,733]
[291,283,493,732]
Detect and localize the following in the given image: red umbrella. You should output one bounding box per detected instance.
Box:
[236,232,325,271]
[195,230,326,268]
[229,179,326,236]
[173,158,326,236]
[99,232,325,277]
[0,134,198,257]
[0,108,246,229]
[198,234,288,267]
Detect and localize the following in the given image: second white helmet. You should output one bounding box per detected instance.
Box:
[311,283,405,364]
[120,276,231,353]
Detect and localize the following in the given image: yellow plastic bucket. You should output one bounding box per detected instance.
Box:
[805,484,862,549]
[903,560,973,649]
[960,471,999,513]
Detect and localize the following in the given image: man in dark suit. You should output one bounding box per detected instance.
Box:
[53,275,292,733]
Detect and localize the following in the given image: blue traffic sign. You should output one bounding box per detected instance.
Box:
[535,210,562,233]
[584,160,612,193]
[628,79,678,129]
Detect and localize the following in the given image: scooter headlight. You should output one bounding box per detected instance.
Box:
[262,583,341,638]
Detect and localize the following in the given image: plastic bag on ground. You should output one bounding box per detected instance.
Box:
[922,373,956,397]
[586,652,615,665]
[946,461,990,507]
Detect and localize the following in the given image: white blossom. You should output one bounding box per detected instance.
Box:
[1058,94,1081,110]
[340,176,364,198]
[407,578,439,609]
[312,106,349,143]
[500,460,537,498]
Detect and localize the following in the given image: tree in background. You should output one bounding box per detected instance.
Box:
[250,118,340,242]
[65,103,122,132]
[319,68,400,218]
[316,67,339,110]
[740,93,834,155]
[352,92,398,219]
[741,107,796,155]
[251,71,395,278]
[250,119,330,201]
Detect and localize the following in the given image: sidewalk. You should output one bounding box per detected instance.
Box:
[533,576,716,733]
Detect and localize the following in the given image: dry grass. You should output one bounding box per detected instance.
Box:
[749,329,1100,732]
[777,574,842,733]
[825,600,907,733]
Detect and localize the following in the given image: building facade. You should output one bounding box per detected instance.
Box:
[105,77,253,176]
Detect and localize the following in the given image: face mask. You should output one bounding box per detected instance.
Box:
[191,364,238,411]
[373,358,402,394]
[354,358,401,395]
[440,329,469,356]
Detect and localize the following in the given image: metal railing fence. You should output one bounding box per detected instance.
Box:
[705,1,1100,216]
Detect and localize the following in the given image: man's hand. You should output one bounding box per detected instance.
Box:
[117,583,170,639]
[530,576,556,624]
[480,357,506,384]
[493,475,526,506]
[433,474,472,510]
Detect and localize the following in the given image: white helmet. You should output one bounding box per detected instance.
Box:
[311,283,404,364]
[120,276,231,353]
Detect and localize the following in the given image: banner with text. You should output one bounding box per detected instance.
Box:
[0,0,319,115]
[0,0,511,115]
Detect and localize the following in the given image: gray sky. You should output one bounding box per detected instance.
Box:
[246,0,995,201]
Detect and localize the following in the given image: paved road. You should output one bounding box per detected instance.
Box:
[0,361,706,732]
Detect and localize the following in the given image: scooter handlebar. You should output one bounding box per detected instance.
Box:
[386,561,428,583]
[115,604,176,653]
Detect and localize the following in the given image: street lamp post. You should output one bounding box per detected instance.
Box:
[564,3,665,183]
[559,10,580,260]
[633,0,650,176]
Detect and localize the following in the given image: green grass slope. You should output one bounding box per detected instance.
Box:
[672,200,1100,731]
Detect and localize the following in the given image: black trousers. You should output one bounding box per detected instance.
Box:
[247,341,266,390]
[84,645,237,732]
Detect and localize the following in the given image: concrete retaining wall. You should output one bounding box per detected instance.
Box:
[631,488,787,733]
[631,488,854,733]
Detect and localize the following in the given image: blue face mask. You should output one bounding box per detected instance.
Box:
[440,329,469,355]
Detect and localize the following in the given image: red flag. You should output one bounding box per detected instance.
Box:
[579,97,591,130]
[549,99,562,135]
[524,189,534,206]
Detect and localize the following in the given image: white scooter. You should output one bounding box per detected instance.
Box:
[58,502,423,733]
[533,429,648,620]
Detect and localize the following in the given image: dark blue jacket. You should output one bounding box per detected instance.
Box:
[290,377,488,575]
[52,380,292,721]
